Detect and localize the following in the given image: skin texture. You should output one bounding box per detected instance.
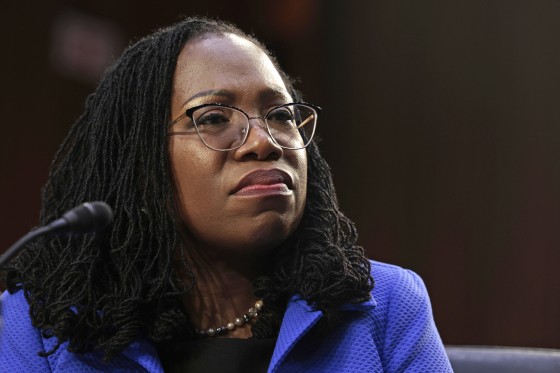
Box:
[168,33,308,337]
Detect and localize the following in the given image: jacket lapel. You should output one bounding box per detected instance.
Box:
[268,294,377,373]
[268,296,323,373]
[121,338,164,373]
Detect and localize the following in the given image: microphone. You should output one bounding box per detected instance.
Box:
[0,202,113,268]
[46,201,113,234]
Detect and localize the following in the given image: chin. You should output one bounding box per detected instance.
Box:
[231,215,299,253]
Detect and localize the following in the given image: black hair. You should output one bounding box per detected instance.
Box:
[5,17,373,360]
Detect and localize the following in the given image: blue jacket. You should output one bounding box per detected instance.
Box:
[0,261,452,372]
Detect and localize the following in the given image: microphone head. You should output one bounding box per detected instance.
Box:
[61,201,114,234]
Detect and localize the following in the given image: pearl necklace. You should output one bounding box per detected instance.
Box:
[195,300,264,338]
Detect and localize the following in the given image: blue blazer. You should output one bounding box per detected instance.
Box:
[0,261,452,372]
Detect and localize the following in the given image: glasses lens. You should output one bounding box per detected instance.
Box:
[266,104,317,149]
[192,106,248,150]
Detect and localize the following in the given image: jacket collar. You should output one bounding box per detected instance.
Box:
[268,294,376,373]
[121,338,164,373]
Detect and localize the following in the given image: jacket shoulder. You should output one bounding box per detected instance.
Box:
[368,260,453,372]
[369,260,426,304]
[0,289,52,372]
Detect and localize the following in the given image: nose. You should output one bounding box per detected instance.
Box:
[232,118,283,161]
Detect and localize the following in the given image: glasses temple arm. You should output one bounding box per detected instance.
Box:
[296,114,315,129]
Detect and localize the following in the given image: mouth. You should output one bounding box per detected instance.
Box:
[231,169,294,196]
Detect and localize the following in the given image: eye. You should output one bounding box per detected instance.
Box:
[267,107,295,126]
[195,111,231,126]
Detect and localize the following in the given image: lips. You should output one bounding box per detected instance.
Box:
[231,169,293,195]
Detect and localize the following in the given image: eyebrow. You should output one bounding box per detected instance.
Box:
[181,90,234,108]
[180,87,291,109]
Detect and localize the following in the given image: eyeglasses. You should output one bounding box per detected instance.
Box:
[167,102,321,151]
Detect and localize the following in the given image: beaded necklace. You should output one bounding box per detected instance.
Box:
[195,300,264,338]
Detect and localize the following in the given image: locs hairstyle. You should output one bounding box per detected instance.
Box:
[6,17,373,359]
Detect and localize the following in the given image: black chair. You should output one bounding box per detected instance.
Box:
[446,345,560,373]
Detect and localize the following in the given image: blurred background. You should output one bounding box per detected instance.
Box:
[1,0,559,349]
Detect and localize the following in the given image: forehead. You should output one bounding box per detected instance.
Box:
[172,33,290,107]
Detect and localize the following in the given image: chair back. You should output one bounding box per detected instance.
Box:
[446,345,560,373]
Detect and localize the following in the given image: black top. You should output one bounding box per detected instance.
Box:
[156,337,276,373]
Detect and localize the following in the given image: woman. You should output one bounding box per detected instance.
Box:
[0,18,452,372]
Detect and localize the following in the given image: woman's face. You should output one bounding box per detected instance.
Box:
[168,33,307,257]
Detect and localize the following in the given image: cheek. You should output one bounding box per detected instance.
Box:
[169,140,224,222]
[293,151,308,219]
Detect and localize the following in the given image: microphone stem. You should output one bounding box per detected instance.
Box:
[0,226,51,269]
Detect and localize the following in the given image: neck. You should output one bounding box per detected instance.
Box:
[181,244,267,338]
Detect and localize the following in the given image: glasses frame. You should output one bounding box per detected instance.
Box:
[167,102,321,151]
